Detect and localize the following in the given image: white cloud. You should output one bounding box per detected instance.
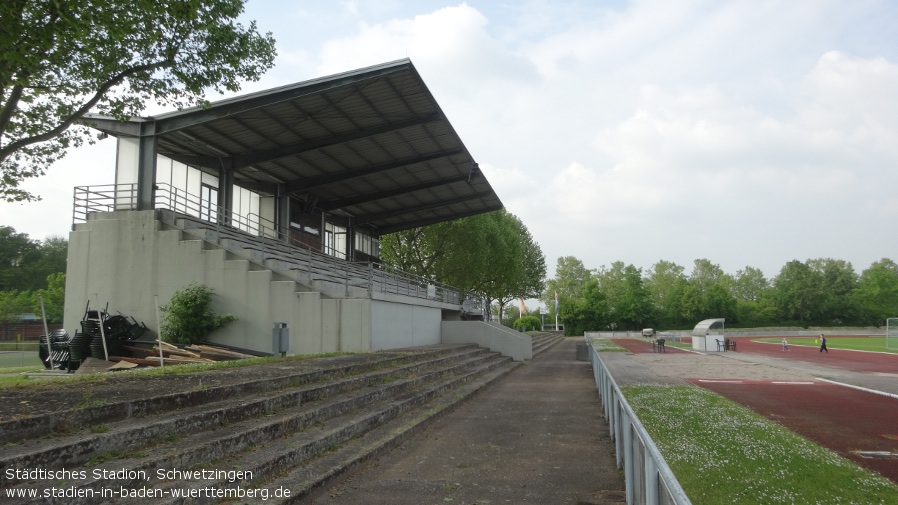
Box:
[4,0,898,281]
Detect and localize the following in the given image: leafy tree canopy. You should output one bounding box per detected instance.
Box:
[0,226,67,291]
[0,0,276,201]
[379,210,546,321]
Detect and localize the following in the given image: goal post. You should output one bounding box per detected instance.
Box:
[888,318,898,350]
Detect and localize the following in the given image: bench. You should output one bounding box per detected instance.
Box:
[716,338,737,351]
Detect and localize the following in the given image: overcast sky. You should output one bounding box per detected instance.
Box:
[3,0,897,283]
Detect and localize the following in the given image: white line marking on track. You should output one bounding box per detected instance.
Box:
[815,378,898,400]
[698,380,744,383]
[771,381,816,385]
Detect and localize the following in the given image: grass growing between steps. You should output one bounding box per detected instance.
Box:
[622,384,898,504]
[0,351,363,390]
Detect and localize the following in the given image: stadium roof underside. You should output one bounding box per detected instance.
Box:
[85,59,503,235]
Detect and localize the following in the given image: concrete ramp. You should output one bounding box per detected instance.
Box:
[441,320,533,361]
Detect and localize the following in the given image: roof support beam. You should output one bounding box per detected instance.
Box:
[354,191,495,226]
[284,148,463,193]
[321,175,470,211]
[150,60,414,134]
[377,205,503,235]
[231,113,443,168]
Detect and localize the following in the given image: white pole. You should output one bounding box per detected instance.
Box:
[39,294,51,365]
[95,295,109,361]
[154,295,164,368]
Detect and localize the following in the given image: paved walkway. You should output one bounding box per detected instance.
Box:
[309,338,626,505]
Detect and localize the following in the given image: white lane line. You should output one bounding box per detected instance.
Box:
[815,378,898,401]
[698,380,744,383]
[771,381,816,385]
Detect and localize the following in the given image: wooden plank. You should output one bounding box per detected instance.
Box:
[107,355,161,367]
[74,357,118,374]
[144,356,214,365]
[187,344,254,359]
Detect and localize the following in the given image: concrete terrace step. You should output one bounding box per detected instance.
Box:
[530,331,564,356]
[1,349,468,442]
[1,347,490,469]
[1,345,519,504]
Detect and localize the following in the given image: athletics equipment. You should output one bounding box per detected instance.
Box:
[887,318,898,350]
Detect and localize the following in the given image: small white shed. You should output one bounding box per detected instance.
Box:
[691,318,725,352]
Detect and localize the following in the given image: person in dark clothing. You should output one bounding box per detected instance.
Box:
[819,334,828,353]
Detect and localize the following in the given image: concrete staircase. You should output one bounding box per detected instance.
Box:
[1,335,563,504]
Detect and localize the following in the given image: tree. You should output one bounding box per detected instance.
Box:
[645,260,688,328]
[379,210,546,322]
[852,259,898,326]
[0,225,39,290]
[1,0,276,201]
[597,261,654,330]
[0,227,67,292]
[563,280,609,336]
[808,258,858,324]
[37,272,65,323]
[731,266,769,302]
[689,259,730,296]
[771,260,825,325]
[703,283,737,321]
[544,256,594,318]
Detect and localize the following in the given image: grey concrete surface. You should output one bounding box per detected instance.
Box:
[308,338,626,505]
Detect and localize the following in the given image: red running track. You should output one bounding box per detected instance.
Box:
[730,335,898,375]
[610,336,898,483]
[690,378,898,484]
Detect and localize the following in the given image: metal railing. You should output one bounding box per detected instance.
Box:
[587,337,691,505]
[72,183,483,309]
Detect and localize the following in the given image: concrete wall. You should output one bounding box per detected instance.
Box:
[370,299,441,350]
[64,211,441,356]
[441,321,532,361]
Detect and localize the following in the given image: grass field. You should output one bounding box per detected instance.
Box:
[623,384,898,504]
[0,350,43,369]
[755,336,897,353]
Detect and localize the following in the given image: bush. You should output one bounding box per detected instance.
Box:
[160,284,236,345]
[513,315,542,331]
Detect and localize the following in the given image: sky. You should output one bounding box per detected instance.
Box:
[2,0,898,284]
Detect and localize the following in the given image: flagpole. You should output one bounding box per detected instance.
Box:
[554,291,559,332]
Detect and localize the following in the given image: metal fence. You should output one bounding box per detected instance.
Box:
[72,184,484,310]
[587,338,691,505]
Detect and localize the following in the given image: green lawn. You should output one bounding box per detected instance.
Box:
[755,336,897,353]
[0,350,43,369]
[586,337,629,352]
[623,384,898,504]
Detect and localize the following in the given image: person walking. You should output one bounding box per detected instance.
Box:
[819,334,828,353]
[782,337,789,351]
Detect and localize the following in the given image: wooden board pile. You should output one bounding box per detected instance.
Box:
[110,341,256,367]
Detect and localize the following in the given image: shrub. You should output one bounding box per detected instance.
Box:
[160,284,236,345]
[513,315,541,331]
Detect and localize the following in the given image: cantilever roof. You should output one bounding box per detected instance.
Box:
[692,318,726,336]
[86,59,503,234]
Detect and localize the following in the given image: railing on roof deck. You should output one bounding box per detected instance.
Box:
[72,184,483,309]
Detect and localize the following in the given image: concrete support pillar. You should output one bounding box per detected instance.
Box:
[276,184,290,241]
[217,158,234,226]
[136,124,157,211]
